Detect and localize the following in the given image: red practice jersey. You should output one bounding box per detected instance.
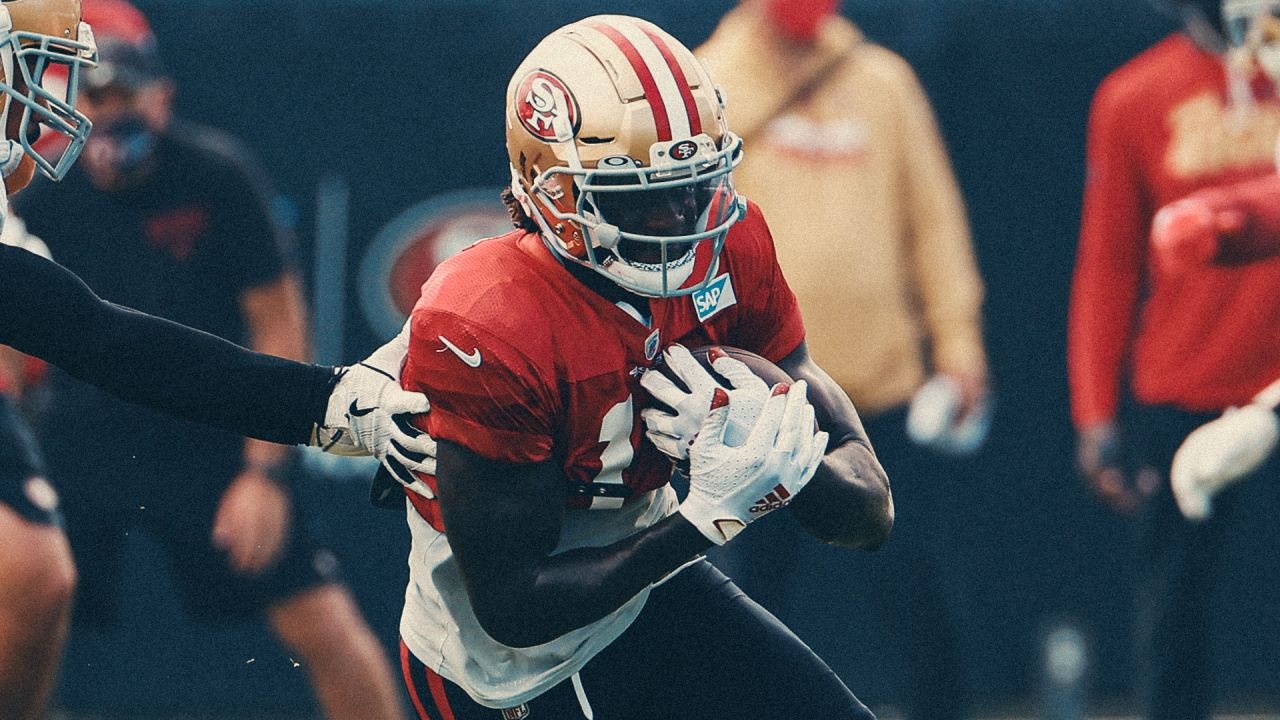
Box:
[401,203,805,529]
[1069,34,1280,427]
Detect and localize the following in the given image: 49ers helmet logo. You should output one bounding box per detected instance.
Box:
[670,140,698,161]
[516,69,580,142]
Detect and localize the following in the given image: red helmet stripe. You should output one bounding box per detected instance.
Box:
[589,22,673,141]
[638,26,703,137]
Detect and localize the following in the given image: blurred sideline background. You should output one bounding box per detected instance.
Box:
[42,0,1280,718]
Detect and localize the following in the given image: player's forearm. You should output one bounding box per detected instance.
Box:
[0,245,336,444]
[1071,100,1146,428]
[473,513,711,648]
[65,302,335,445]
[439,439,715,647]
[789,438,893,549]
[774,343,893,548]
[1067,255,1139,428]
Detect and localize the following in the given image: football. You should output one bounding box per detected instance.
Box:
[650,345,793,408]
[646,345,793,478]
[650,345,872,549]
[691,345,794,387]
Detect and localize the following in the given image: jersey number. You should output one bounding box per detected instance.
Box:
[592,395,635,510]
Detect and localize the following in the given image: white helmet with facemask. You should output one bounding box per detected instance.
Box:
[0,0,96,190]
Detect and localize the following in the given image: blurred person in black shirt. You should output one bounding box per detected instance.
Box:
[13,5,407,718]
[0,3,430,718]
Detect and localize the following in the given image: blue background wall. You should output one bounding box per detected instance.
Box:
[50,1,1280,716]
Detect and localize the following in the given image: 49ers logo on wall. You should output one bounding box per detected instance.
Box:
[515,69,580,142]
[358,190,512,339]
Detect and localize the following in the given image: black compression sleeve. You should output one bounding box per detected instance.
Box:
[0,244,336,445]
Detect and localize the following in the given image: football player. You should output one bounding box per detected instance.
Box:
[398,15,892,719]
[0,1,431,717]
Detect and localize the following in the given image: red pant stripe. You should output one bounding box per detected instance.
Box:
[399,640,435,720]
[425,666,458,720]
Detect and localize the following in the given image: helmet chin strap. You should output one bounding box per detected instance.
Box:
[594,223,621,250]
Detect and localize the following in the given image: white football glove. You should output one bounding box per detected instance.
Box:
[679,380,828,545]
[312,322,438,494]
[641,345,769,461]
[1171,403,1280,521]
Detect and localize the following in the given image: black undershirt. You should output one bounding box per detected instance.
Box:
[0,242,334,445]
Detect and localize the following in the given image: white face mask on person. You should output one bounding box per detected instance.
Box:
[84,113,155,183]
[1257,43,1280,80]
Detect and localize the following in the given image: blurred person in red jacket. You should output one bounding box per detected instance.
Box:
[1148,1,1280,524]
[1069,1,1280,716]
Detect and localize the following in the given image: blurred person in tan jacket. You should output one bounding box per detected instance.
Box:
[699,2,988,718]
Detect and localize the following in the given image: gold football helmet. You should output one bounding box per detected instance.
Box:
[505,14,745,298]
[0,0,96,188]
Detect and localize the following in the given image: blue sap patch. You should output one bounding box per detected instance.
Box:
[691,273,737,323]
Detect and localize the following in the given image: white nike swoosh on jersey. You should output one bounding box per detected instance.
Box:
[437,335,482,368]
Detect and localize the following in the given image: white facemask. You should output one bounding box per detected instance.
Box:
[0,8,18,186]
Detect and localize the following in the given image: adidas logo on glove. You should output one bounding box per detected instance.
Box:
[749,484,792,514]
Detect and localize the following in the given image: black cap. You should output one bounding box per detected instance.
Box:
[1150,0,1226,33]
[83,36,166,92]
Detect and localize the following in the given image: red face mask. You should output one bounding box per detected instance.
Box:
[764,0,840,43]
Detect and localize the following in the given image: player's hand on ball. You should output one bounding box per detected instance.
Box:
[679,380,828,545]
[314,321,438,486]
[1171,404,1280,521]
[640,345,769,461]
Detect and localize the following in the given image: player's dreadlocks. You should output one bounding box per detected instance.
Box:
[501,188,540,233]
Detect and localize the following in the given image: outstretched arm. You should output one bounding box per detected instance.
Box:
[0,243,332,444]
[777,342,894,549]
[0,243,434,476]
